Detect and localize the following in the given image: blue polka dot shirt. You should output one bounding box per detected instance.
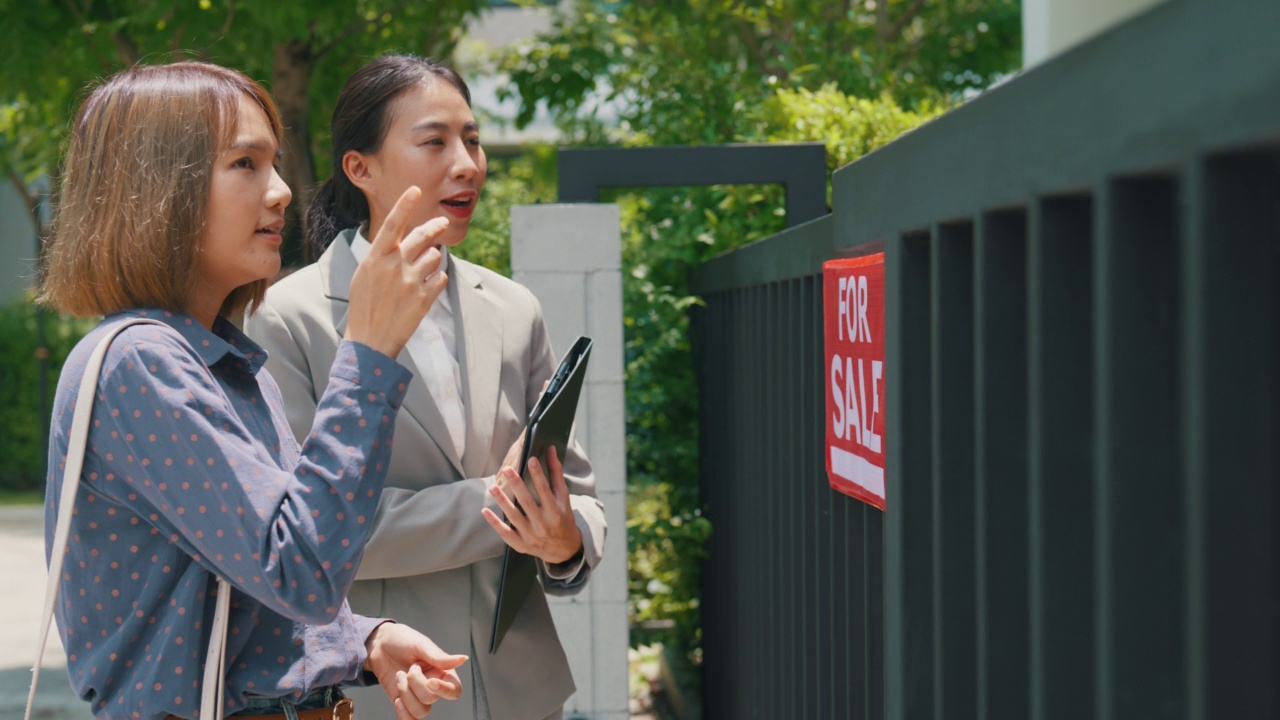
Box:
[44,309,413,719]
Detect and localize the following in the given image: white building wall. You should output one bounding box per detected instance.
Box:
[1024,0,1168,67]
[510,204,629,720]
[0,183,37,303]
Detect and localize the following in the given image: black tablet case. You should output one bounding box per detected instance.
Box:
[489,336,593,653]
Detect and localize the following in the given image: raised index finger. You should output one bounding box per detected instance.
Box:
[370,185,422,256]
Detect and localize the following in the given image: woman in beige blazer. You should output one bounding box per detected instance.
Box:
[243,55,607,720]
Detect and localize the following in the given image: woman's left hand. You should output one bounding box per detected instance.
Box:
[364,622,467,720]
[482,446,584,565]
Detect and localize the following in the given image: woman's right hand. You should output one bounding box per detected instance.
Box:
[365,621,467,720]
[345,186,450,358]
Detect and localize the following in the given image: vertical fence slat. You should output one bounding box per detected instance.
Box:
[750,286,765,717]
[733,286,748,714]
[887,231,936,720]
[1095,176,1185,720]
[761,282,771,719]
[1184,152,1280,720]
[744,284,756,716]
[1028,195,1096,720]
[726,289,738,714]
[974,210,1030,720]
[806,274,825,720]
[817,277,835,720]
[847,498,864,720]
[716,288,731,716]
[867,501,886,720]
[931,222,977,720]
[694,293,720,715]
[784,279,800,717]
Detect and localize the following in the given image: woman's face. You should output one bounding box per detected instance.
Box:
[198,96,292,303]
[356,78,486,247]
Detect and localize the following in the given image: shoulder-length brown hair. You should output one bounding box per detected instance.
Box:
[39,61,283,318]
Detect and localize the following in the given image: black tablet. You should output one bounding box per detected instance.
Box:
[490,336,593,653]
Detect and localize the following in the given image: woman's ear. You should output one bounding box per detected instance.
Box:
[342,150,377,195]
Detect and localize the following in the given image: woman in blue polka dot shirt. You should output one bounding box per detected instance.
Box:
[38,61,467,720]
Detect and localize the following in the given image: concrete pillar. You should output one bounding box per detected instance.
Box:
[1024,0,1168,68]
[510,204,629,720]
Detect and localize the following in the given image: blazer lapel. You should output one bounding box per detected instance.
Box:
[324,229,465,477]
[323,228,357,337]
[453,259,504,479]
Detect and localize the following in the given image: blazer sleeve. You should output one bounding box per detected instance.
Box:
[522,289,607,595]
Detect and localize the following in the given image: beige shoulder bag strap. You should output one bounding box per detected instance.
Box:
[25,317,232,720]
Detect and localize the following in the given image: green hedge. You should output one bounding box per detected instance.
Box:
[0,296,96,492]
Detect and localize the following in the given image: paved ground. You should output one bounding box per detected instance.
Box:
[0,504,84,719]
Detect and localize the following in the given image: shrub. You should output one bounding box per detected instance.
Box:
[0,295,97,492]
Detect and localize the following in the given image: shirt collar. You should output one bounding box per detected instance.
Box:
[350,225,451,275]
[116,308,269,374]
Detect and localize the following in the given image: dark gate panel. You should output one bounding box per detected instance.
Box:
[688,0,1277,717]
[694,216,886,720]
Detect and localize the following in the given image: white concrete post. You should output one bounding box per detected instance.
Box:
[1023,0,1168,68]
[510,204,629,720]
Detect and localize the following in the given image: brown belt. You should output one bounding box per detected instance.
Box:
[165,697,354,720]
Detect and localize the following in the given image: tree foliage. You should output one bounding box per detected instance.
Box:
[499,0,1018,143]
[0,0,488,260]
[499,0,1016,668]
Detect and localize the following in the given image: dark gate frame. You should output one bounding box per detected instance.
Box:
[557,143,829,228]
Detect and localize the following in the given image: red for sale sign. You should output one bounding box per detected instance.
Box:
[822,253,886,510]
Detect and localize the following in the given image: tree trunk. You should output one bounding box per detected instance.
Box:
[272,39,315,265]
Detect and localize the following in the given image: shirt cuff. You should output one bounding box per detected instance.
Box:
[542,546,586,583]
[330,340,414,409]
[351,615,395,687]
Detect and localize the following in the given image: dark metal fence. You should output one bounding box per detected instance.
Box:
[694,217,885,720]
[689,0,1278,717]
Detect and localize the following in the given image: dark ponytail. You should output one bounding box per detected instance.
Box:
[303,174,367,262]
[303,54,472,261]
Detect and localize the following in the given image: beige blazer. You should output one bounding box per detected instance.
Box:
[243,230,606,720]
